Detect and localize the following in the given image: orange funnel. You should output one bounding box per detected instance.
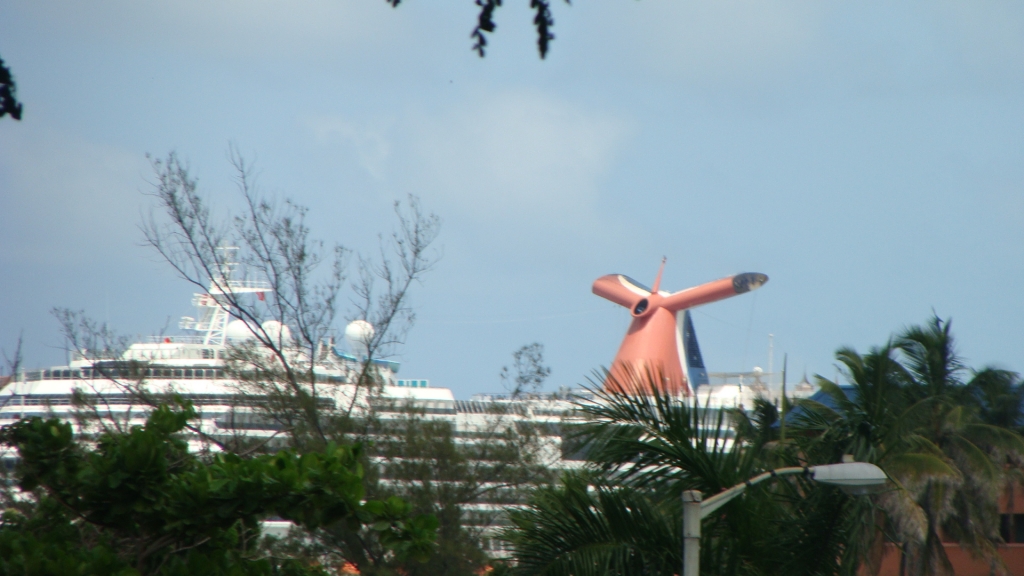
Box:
[593,263,767,396]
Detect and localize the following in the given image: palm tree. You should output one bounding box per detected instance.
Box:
[504,366,879,576]
[791,319,1024,576]
[966,368,1024,555]
[505,471,682,576]
[504,317,1024,575]
[966,368,1024,433]
[792,344,953,575]
[795,344,910,465]
[895,317,1024,576]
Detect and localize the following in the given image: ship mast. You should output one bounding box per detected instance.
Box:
[178,247,272,346]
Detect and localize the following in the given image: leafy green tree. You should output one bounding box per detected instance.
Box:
[57,153,558,574]
[303,410,550,576]
[0,402,437,575]
[55,150,452,571]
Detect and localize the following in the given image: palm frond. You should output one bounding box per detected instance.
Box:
[504,473,680,576]
[883,452,959,486]
[575,366,759,495]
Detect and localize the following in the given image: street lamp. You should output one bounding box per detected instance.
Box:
[681,462,887,576]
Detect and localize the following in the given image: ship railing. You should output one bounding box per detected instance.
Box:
[142,335,207,344]
[207,279,273,294]
[705,371,776,387]
[226,279,272,290]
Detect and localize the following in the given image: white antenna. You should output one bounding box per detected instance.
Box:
[768,334,774,394]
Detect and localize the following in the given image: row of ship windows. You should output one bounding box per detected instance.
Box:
[0,409,566,450]
[532,409,568,416]
[462,511,512,527]
[482,538,512,552]
[0,412,294,432]
[0,411,228,420]
[21,368,226,382]
[76,348,227,361]
[3,393,335,410]
[134,348,225,360]
[376,407,457,416]
[18,368,348,384]
[395,379,429,388]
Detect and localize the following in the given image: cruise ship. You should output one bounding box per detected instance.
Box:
[0,261,814,554]
[0,260,587,553]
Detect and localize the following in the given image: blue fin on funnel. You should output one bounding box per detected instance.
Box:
[682,310,709,387]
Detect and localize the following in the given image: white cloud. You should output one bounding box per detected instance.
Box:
[408,91,628,223]
[303,115,395,180]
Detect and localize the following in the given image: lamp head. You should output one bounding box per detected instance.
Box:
[810,462,888,495]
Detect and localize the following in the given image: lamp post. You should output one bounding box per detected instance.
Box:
[681,462,887,576]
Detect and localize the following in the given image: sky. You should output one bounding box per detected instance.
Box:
[1,1,1022,398]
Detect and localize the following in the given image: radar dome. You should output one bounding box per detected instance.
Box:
[226,319,256,341]
[261,320,292,344]
[345,320,374,359]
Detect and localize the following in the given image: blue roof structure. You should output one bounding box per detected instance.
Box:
[781,383,857,425]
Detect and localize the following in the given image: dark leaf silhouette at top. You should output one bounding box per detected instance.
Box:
[0,56,23,121]
[385,0,567,59]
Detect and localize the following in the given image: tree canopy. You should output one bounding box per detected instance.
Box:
[0,401,437,575]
